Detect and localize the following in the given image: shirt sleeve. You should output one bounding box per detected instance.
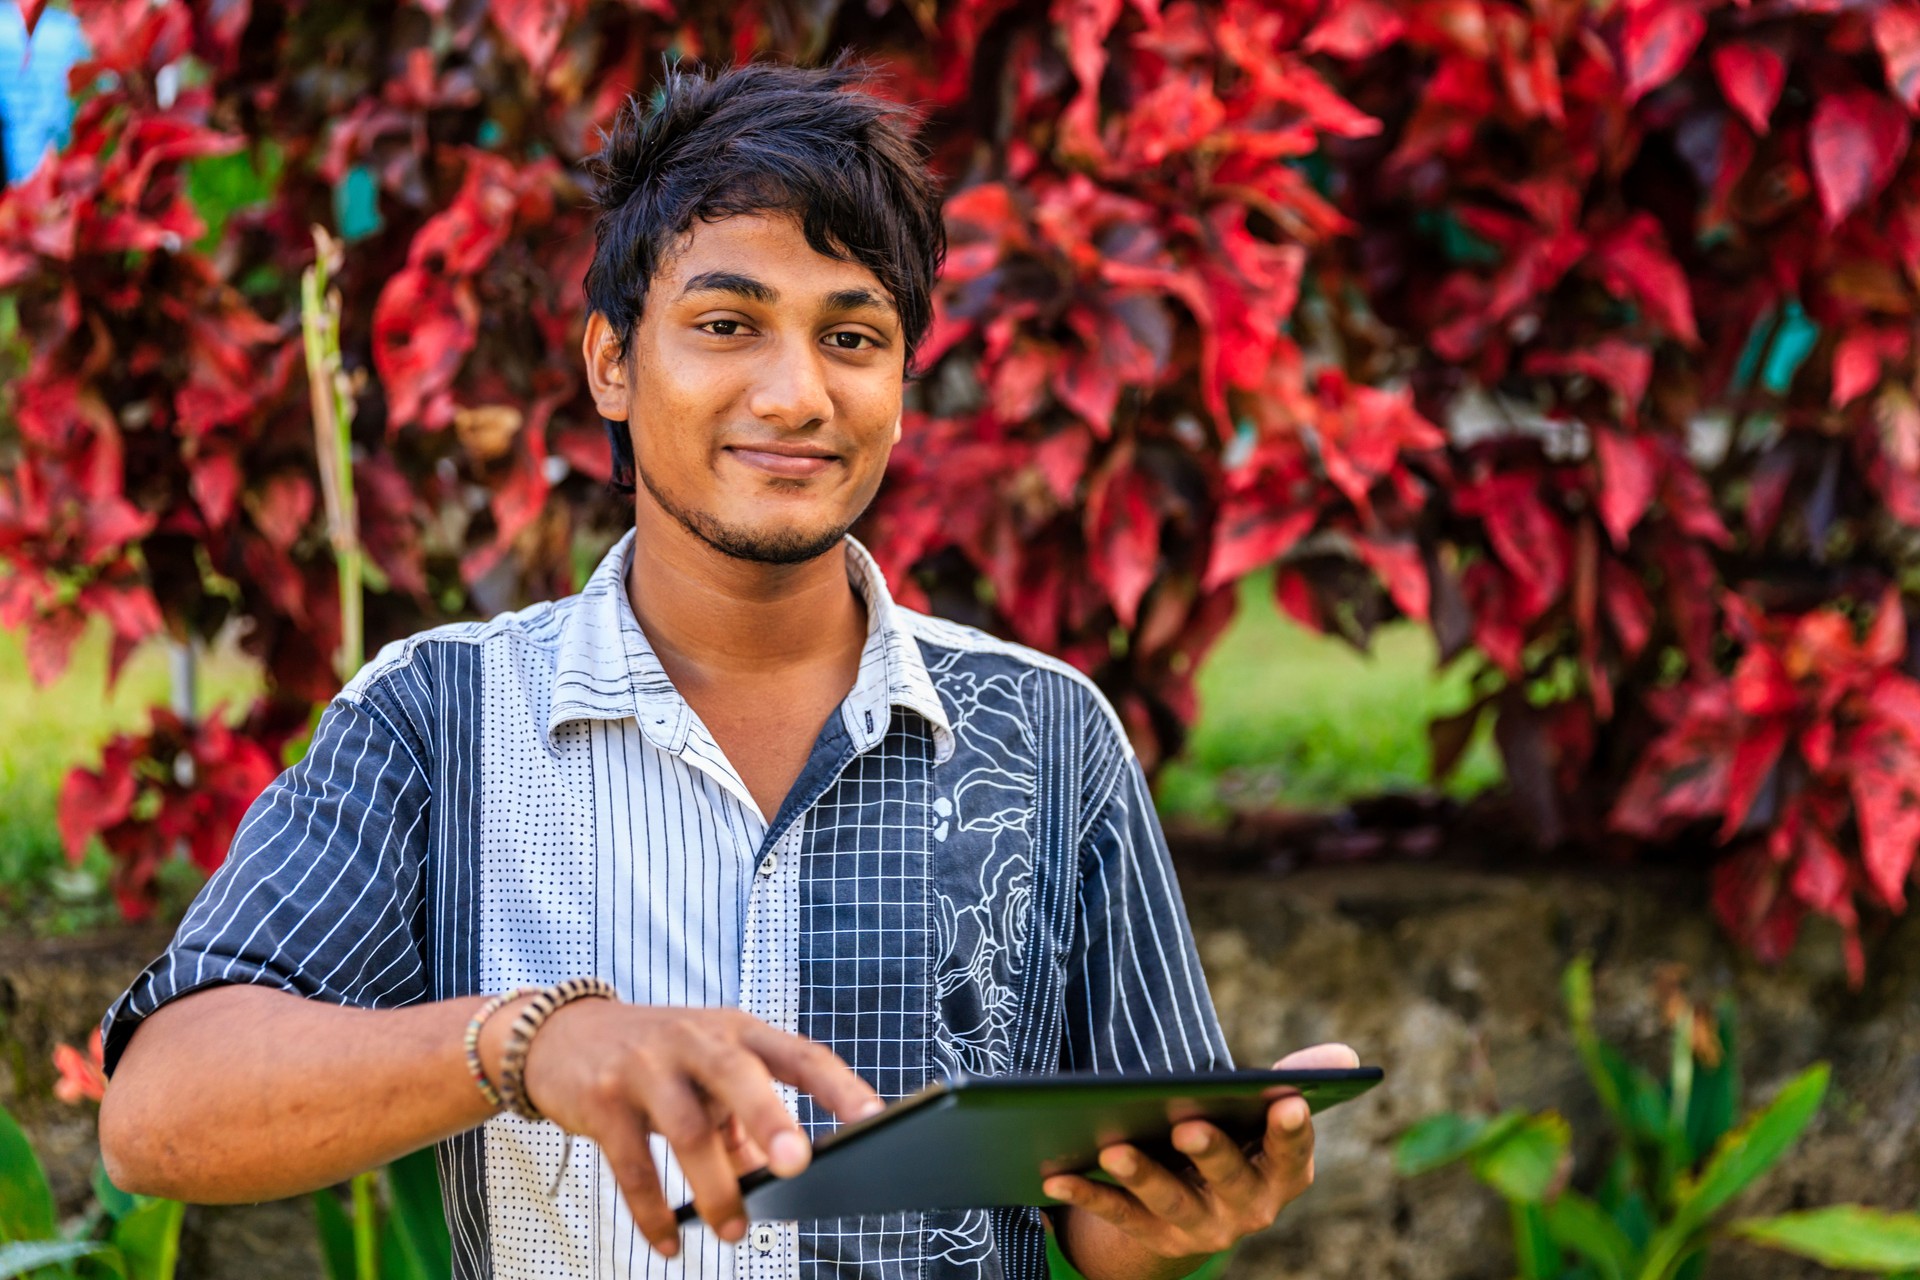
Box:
[1061,729,1233,1074]
[100,678,435,1075]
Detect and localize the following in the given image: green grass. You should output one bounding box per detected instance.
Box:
[1154,574,1504,821]
[0,624,262,932]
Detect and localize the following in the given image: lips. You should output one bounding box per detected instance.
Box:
[725,445,838,479]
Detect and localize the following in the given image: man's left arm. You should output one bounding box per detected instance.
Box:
[1047,746,1356,1280]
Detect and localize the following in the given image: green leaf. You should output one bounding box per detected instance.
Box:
[1638,1065,1829,1280]
[312,1191,355,1280]
[1472,1113,1571,1204]
[386,1151,450,1280]
[379,1213,428,1280]
[1511,1201,1564,1279]
[110,1199,183,1280]
[0,1240,123,1279]
[0,1108,57,1243]
[1395,1113,1491,1176]
[1732,1206,1920,1269]
[1683,1000,1740,1169]
[1545,1191,1638,1280]
[88,1169,134,1224]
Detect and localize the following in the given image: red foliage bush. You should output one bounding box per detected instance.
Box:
[6,0,1920,973]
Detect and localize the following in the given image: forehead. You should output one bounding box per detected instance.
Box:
[657,211,889,299]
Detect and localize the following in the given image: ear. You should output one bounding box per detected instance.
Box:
[891,413,903,447]
[582,312,630,422]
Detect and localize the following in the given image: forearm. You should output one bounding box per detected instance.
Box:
[1052,1206,1212,1280]
[99,984,498,1202]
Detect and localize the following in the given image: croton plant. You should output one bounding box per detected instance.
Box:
[4,0,1920,977]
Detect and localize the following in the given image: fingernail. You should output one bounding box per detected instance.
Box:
[1282,1100,1309,1132]
[1043,1178,1074,1201]
[770,1132,810,1174]
[720,1217,746,1242]
[1174,1127,1208,1154]
[652,1237,680,1258]
[857,1097,887,1119]
[1105,1149,1137,1177]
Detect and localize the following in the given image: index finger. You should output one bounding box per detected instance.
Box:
[740,1022,887,1124]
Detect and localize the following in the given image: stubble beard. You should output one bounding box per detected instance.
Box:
[639,465,860,566]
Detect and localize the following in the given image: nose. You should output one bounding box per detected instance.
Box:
[746,333,833,430]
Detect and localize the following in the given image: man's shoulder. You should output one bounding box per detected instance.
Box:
[338,594,580,704]
[895,606,1131,757]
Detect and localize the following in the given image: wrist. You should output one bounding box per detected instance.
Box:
[475,994,539,1105]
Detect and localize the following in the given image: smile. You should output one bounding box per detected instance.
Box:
[725,447,839,479]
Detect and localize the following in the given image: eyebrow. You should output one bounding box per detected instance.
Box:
[678,270,777,304]
[676,271,897,318]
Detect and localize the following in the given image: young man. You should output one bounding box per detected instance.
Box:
[98,60,1356,1280]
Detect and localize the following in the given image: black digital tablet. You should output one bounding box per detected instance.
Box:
[673,1066,1384,1223]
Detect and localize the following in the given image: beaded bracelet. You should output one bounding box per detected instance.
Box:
[463,987,541,1110]
[496,977,620,1122]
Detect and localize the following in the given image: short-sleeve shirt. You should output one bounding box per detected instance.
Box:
[102,530,1231,1280]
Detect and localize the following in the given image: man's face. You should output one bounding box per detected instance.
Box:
[584,211,906,565]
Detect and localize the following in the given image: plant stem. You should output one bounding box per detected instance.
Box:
[350,1170,379,1280]
[301,226,363,678]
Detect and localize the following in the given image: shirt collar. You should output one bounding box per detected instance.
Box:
[547,529,955,764]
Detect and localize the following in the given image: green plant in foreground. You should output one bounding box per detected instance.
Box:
[0,1105,182,1280]
[312,1148,451,1280]
[1397,958,1920,1279]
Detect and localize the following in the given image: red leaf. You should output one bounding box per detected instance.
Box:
[1054,352,1122,436]
[1720,718,1789,840]
[1711,42,1787,134]
[189,450,243,529]
[24,611,85,686]
[1205,504,1317,589]
[1593,429,1659,548]
[16,0,46,36]
[1590,214,1700,346]
[1524,340,1652,422]
[1810,88,1911,228]
[1711,843,1804,966]
[1086,462,1160,627]
[373,268,475,429]
[1623,0,1706,104]
[1461,474,1569,619]
[58,761,135,862]
[245,473,315,553]
[1602,559,1654,658]
[1356,535,1430,621]
[77,582,162,647]
[1849,721,1920,909]
[489,0,574,74]
[1874,2,1920,114]
[1301,0,1406,59]
[1611,683,1738,836]
[1833,327,1885,406]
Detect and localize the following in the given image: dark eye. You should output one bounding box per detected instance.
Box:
[701,319,742,336]
[828,331,875,350]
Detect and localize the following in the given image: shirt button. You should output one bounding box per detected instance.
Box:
[750,1223,778,1253]
[757,852,778,877]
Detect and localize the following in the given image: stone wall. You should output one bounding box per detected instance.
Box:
[3,864,1915,1278]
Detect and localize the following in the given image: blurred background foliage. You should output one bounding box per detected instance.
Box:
[5,0,1920,979]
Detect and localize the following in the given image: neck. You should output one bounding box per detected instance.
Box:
[623,497,869,691]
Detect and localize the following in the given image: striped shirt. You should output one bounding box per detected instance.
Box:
[102,529,1230,1280]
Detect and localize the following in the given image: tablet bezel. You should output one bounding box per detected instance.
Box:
[671,1065,1384,1224]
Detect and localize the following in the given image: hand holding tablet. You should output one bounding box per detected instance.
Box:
[672,1052,1383,1224]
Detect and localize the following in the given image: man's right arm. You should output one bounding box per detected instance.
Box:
[101,982,884,1256]
[95,665,882,1257]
